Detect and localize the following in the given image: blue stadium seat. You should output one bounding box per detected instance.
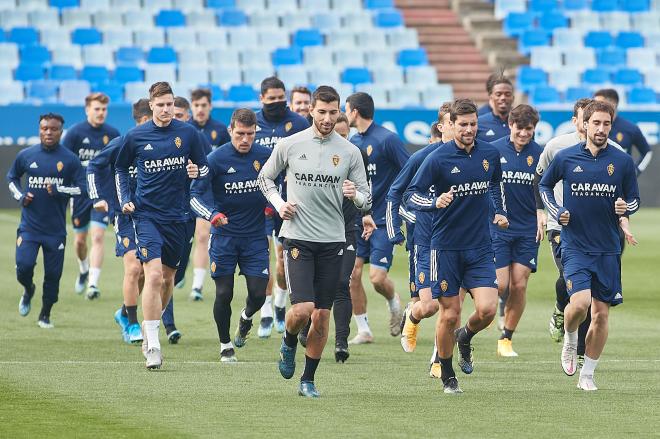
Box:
[619,0,649,12]
[116,47,144,66]
[49,64,76,80]
[81,65,110,84]
[226,84,257,102]
[582,68,610,84]
[197,83,223,103]
[563,0,588,11]
[584,31,612,49]
[627,87,657,104]
[529,0,557,13]
[0,31,5,43]
[312,12,341,30]
[365,0,394,8]
[155,9,186,27]
[272,47,303,66]
[518,30,550,55]
[15,63,45,81]
[93,81,124,102]
[218,8,248,26]
[530,85,561,104]
[341,67,372,85]
[517,66,547,92]
[596,48,626,69]
[71,28,102,45]
[27,80,58,102]
[9,27,39,46]
[374,9,404,27]
[114,65,143,83]
[293,29,323,48]
[549,69,581,90]
[615,31,644,49]
[20,45,50,66]
[592,0,618,11]
[147,46,177,64]
[565,86,591,101]
[59,79,91,105]
[530,46,563,71]
[50,0,79,8]
[539,12,568,32]
[503,12,534,37]
[397,48,428,66]
[207,0,235,8]
[613,68,643,86]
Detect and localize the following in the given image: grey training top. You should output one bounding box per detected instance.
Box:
[258,126,372,243]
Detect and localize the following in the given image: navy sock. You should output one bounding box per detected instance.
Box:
[500,327,514,340]
[284,330,298,348]
[301,355,320,382]
[439,356,455,382]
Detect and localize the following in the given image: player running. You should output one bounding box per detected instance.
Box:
[405,99,508,394]
[290,86,312,121]
[63,93,120,300]
[9,113,85,328]
[115,82,209,370]
[539,100,639,391]
[258,86,371,397]
[346,92,409,343]
[489,104,543,357]
[476,74,514,143]
[190,108,271,362]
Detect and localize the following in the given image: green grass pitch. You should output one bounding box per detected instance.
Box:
[0,208,658,438]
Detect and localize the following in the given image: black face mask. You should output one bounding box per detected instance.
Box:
[262,100,288,122]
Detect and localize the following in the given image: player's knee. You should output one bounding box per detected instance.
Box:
[421,299,440,317]
[90,231,104,246]
[440,307,460,328]
[510,281,527,299]
[43,269,62,283]
[145,269,163,289]
[591,309,608,327]
[16,263,34,279]
[368,268,387,287]
[476,302,497,322]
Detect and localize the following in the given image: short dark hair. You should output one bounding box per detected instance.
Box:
[39,113,64,126]
[486,72,513,95]
[230,108,257,128]
[573,98,593,118]
[149,81,173,100]
[290,86,311,99]
[190,88,211,103]
[336,112,349,125]
[174,96,190,110]
[508,104,539,128]
[437,101,452,122]
[345,92,374,119]
[430,121,441,139]
[449,98,477,122]
[132,98,152,122]
[593,88,619,106]
[85,92,109,106]
[260,76,285,95]
[312,85,340,106]
[583,100,614,123]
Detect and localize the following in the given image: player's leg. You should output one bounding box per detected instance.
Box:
[258,221,275,338]
[349,256,373,343]
[39,237,66,328]
[71,199,90,294]
[190,217,210,301]
[86,213,109,300]
[436,295,462,393]
[120,250,143,344]
[174,218,195,289]
[163,218,194,344]
[272,217,288,333]
[16,235,39,318]
[548,231,567,342]
[499,263,532,357]
[333,233,357,362]
[213,274,237,362]
[578,299,609,391]
[367,228,402,336]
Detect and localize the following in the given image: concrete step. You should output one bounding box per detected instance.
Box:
[396,0,451,7]
[419,34,474,45]
[429,52,487,63]
[437,70,493,82]
[451,0,494,15]
[475,32,518,51]
[463,14,503,33]
[488,50,529,68]
[436,63,493,73]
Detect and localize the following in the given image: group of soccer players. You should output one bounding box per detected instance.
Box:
[8,72,646,396]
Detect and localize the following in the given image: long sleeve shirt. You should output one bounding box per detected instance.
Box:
[609,116,653,175]
[190,117,230,151]
[62,120,120,167]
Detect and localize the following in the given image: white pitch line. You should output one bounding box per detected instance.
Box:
[0,359,659,365]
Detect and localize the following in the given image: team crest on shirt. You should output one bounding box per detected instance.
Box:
[174,137,182,148]
[141,247,148,258]
[56,161,64,172]
[366,145,373,156]
[566,279,572,291]
[410,282,416,293]
[285,121,293,132]
[211,130,217,141]
[290,248,300,259]
[253,160,261,172]
[607,163,615,176]
[527,155,534,167]
[211,261,216,273]
[482,159,489,172]
[102,135,109,145]
[16,236,22,247]
[122,237,130,248]
[332,154,340,167]
[440,280,448,292]
[418,271,425,284]
[616,132,623,143]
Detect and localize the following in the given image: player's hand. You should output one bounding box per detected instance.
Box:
[362,214,377,240]
[536,209,547,243]
[122,202,135,214]
[210,212,228,227]
[264,207,275,218]
[342,180,357,199]
[46,184,54,196]
[493,214,509,229]
[93,200,108,213]
[186,160,199,179]
[558,209,570,226]
[435,188,454,208]
[390,229,405,245]
[279,201,297,220]
[614,197,627,216]
[22,192,34,207]
[619,217,638,246]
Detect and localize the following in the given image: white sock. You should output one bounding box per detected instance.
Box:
[144,320,160,350]
[354,313,371,334]
[581,355,599,376]
[88,267,101,287]
[387,295,400,312]
[241,309,252,320]
[430,342,438,363]
[261,295,273,318]
[565,329,578,345]
[273,286,287,308]
[220,341,234,352]
[192,268,206,290]
[78,258,89,273]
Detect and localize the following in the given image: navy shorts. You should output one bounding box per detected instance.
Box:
[492,233,539,273]
[408,248,418,298]
[356,227,394,270]
[114,214,136,257]
[133,217,186,269]
[562,248,623,306]
[430,245,497,298]
[71,197,110,231]
[414,244,431,290]
[209,234,270,279]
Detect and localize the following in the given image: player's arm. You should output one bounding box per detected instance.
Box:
[632,125,652,175]
[189,131,210,179]
[489,153,508,229]
[258,140,294,218]
[539,158,569,225]
[49,160,84,199]
[345,148,372,212]
[386,158,418,243]
[190,167,227,226]
[618,157,641,217]
[403,153,441,212]
[6,152,31,206]
[114,135,136,213]
[86,144,114,211]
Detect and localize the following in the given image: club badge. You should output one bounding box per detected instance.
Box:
[527,155,534,167]
[254,160,261,172]
[56,161,64,172]
[174,137,182,148]
[332,154,340,167]
[482,159,489,172]
[607,163,614,176]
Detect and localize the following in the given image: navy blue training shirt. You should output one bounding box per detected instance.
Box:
[189,141,271,237]
[404,140,506,251]
[477,110,510,143]
[351,122,410,226]
[190,117,230,151]
[609,116,652,175]
[62,120,120,167]
[255,108,309,150]
[115,119,209,222]
[7,143,85,238]
[539,143,640,255]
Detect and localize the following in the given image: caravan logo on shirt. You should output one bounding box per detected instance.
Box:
[144,156,186,173]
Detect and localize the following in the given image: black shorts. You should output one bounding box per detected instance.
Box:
[547,230,563,275]
[282,238,344,310]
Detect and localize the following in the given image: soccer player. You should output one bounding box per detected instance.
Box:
[594,89,653,176]
[388,102,452,354]
[345,92,409,343]
[190,108,271,362]
[429,121,442,144]
[476,74,514,143]
[490,104,543,357]
[254,76,310,338]
[173,96,191,123]
[405,99,508,394]
[62,92,120,299]
[258,86,371,397]
[188,88,229,302]
[290,86,312,121]
[9,113,85,328]
[539,100,639,391]
[115,82,209,370]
